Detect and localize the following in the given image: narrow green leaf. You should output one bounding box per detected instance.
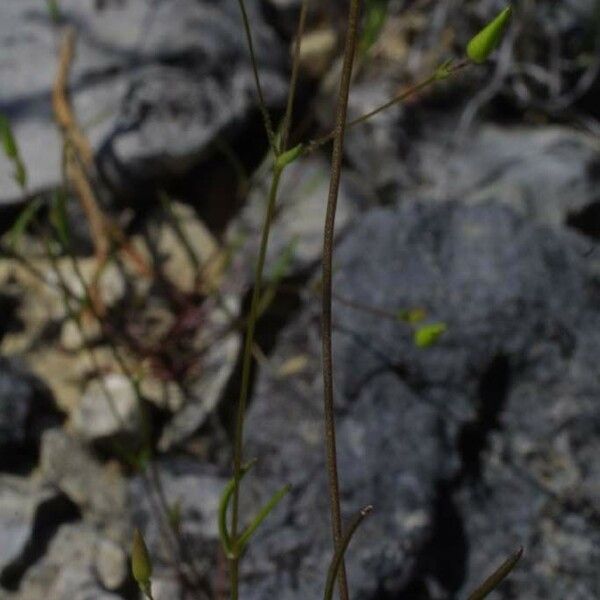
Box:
[360,0,389,56]
[467,547,523,600]
[414,322,447,347]
[0,114,18,159]
[0,114,28,190]
[50,190,71,249]
[237,484,291,552]
[218,460,257,558]
[14,159,27,190]
[323,506,373,600]
[7,198,43,250]
[467,5,513,64]
[268,238,297,282]
[257,239,297,317]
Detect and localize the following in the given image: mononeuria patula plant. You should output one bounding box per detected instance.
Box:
[0,1,518,598]
[213,3,517,600]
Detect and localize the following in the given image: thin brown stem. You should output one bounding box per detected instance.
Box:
[281,0,309,151]
[236,0,277,152]
[321,1,362,599]
[467,547,523,600]
[323,506,373,600]
[229,165,284,598]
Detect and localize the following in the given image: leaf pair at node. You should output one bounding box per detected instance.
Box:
[219,460,291,560]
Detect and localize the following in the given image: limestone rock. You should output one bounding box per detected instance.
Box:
[0,0,287,207]
[71,373,143,446]
[0,358,61,471]
[15,523,125,600]
[39,428,127,523]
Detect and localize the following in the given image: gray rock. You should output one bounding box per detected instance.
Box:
[15,523,125,600]
[228,155,364,282]
[71,373,143,447]
[413,124,600,231]
[454,322,600,597]
[316,70,409,199]
[0,476,56,581]
[0,0,287,206]
[331,200,600,597]
[239,199,600,598]
[0,358,61,470]
[39,429,127,523]
[129,457,225,586]
[94,537,128,592]
[157,295,241,451]
[239,306,451,598]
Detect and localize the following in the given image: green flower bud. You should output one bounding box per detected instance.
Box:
[414,322,447,348]
[467,6,512,64]
[131,528,153,596]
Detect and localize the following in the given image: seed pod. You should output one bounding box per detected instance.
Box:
[131,528,153,595]
[414,322,447,348]
[467,6,512,64]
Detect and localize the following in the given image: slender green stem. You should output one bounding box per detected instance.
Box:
[281,0,309,151]
[229,556,240,600]
[321,2,362,599]
[306,60,471,155]
[229,164,284,597]
[236,0,277,152]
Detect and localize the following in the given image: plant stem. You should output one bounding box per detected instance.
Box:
[321,1,362,599]
[281,0,309,151]
[236,0,277,152]
[229,557,240,600]
[306,60,470,154]
[467,547,523,600]
[323,506,373,600]
[229,164,284,597]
